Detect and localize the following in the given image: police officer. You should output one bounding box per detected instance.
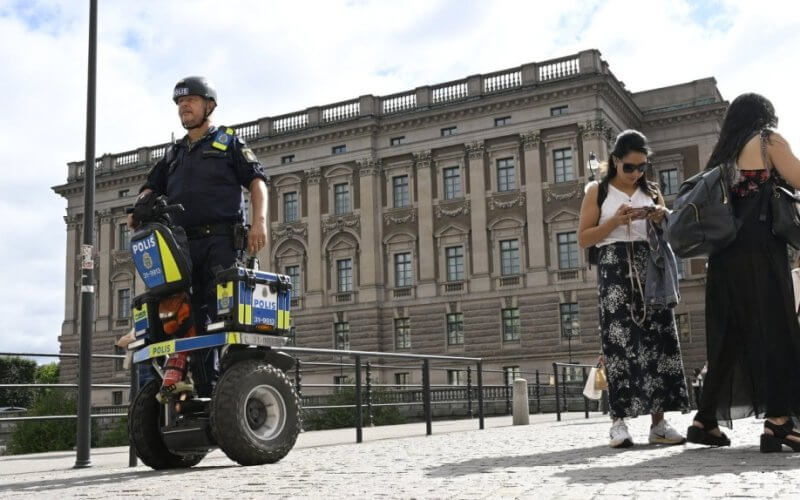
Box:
[129,76,268,396]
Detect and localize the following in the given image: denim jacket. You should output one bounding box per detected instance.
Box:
[645,219,681,309]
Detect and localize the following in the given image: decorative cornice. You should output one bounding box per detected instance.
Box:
[357,156,382,176]
[466,141,485,160]
[545,182,585,202]
[579,119,613,142]
[383,208,417,225]
[321,214,360,235]
[520,131,541,151]
[305,168,321,185]
[489,192,526,210]
[273,222,308,240]
[435,200,471,219]
[413,151,432,169]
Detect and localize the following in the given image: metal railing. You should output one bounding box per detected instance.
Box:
[552,362,608,421]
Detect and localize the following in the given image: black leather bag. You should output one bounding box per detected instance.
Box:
[664,163,740,258]
[760,132,800,248]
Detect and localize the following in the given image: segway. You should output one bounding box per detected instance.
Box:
[125,195,300,468]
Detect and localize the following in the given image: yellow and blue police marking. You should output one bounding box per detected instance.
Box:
[132,332,286,364]
[212,127,235,151]
[133,304,149,336]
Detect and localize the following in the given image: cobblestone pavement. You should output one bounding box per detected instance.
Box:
[2,412,800,499]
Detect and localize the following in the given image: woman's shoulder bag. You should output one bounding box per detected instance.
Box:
[759,130,800,249]
[664,162,740,258]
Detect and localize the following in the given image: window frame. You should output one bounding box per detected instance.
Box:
[557,231,579,269]
[446,312,464,345]
[336,258,353,292]
[334,182,351,215]
[390,136,405,146]
[332,144,347,155]
[283,191,299,223]
[334,321,350,350]
[394,317,411,349]
[394,252,412,288]
[392,175,410,208]
[500,239,520,276]
[440,126,457,137]
[442,166,462,200]
[494,116,511,127]
[445,246,465,282]
[559,302,580,338]
[502,308,520,342]
[553,148,575,183]
[496,157,517,192]
[117,288,131,320]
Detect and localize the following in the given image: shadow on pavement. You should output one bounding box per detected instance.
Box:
[0,464,237,493]
[427,443,800,480]
[426,445,634,478]
[555,446,800,483]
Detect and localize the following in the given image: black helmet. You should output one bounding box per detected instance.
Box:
[173,76,217,104]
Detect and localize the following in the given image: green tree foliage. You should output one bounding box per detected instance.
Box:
[0,356,36,408]
[303,379,406,431]
[97,416,130,448]
[7,391,98,455]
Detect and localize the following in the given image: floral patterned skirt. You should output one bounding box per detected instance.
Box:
[597,242,690,419]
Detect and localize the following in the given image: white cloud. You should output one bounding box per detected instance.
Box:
[0,0,799,358]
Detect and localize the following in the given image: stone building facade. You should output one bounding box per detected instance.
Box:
[53,50,726,403]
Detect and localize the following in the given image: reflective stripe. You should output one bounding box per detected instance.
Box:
[155,231,182,283]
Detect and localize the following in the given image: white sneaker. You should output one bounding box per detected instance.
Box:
[609,419,633,448]
[649,419,686,445]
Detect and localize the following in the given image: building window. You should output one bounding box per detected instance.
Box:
[117,289,130,320]
[281,154,295,164]
[557,232,579,269]
[497,158,516,192]
[118,223,130,251]
[660,168,680,196]
[114,345,125,371]
[441,126,457,137]
[500,239,520,276]
[332,144,347,155]
[447,313,464,345]
[395,318,411,349]
[550,105,568,116]
[446,246,465,282]
[393,175,410,208]
[677,313,690,342]
[390,136,405,146]
[443,166,461,200]
[394,252,412,287]
[494,116,511,127]
[676,256,685,280]
[283,192,299,223]
[334,183,350,215]
[118,189,129,198]
[333,375,349,391]
[554,148,574,183]
[334,322,350,350]
[336,259,353,292]
[502,308,520,341]
[286,265,301,295]
[112,391,123,405]
[503,366,521,386]
[394,372,410,387]
[560,303,580,338]
[447,370,464,386]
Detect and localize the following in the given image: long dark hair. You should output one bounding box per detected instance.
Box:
[600,129,657,198]
[706,92,778,169]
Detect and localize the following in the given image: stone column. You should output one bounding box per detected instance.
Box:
[414,151,436,297]
[305,168,324,308]
[521,131,548,286]
[97,209,112,323]
[357,158,383,303]
[579,119,612,179]
[466,141,491,292]
[62,215,79,336]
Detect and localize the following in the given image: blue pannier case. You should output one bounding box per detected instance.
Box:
[211,266,293,334]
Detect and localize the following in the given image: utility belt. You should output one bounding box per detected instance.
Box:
[185,223,249,252]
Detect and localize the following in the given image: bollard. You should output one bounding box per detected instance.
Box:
[512,378,530,425]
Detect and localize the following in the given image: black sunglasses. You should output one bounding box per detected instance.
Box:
[621,161,651,173]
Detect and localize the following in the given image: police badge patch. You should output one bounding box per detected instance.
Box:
[242,147,258,163]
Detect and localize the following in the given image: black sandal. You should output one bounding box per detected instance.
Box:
[761,420,800,453]
[686,417,731,447]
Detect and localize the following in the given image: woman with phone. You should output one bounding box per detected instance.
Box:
[578,129,690,448]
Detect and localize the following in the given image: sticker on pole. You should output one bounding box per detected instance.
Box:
[81,244,94,270]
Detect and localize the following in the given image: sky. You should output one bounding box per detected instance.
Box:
[0,0,799,361]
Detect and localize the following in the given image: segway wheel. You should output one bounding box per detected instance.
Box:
[128,378,206,469]
[211,359,301,466]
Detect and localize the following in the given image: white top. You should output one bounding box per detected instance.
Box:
[792,268,800,314]
[593,182,655,246]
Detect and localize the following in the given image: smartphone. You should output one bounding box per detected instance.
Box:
[627,206,656,218]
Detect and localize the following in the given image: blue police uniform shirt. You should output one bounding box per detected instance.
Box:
[141,126,267,229]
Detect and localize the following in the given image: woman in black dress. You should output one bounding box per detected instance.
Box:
[687,93,800,452]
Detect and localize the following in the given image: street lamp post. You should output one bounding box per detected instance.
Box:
[569,320,580,363]
[586,151,599,181]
